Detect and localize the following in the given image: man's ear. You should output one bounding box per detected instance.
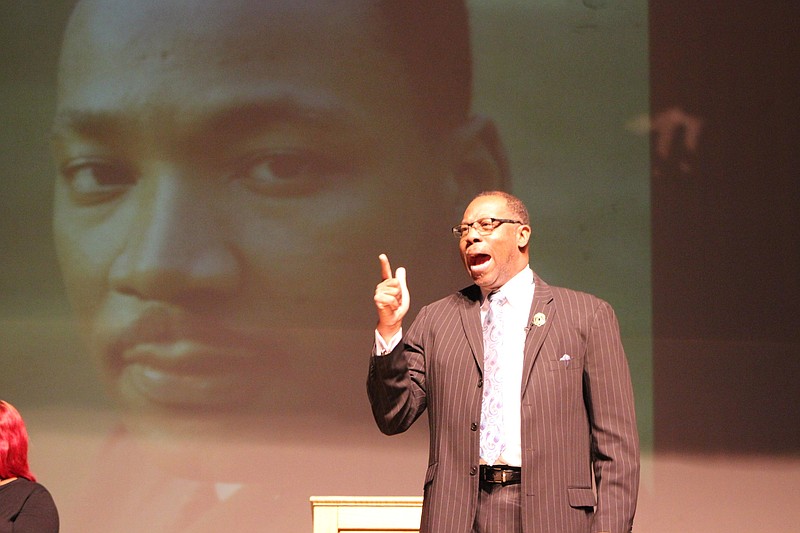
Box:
[517,224,532,250]
[447,114,511,210]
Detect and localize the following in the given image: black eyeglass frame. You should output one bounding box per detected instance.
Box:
[451,217,523,238]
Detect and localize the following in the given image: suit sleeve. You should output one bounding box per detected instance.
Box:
[585,300,640,533]
[367,306,429,435]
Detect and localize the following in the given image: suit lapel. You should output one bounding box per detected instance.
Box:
[521,275,555,398]
[458,285,485,373]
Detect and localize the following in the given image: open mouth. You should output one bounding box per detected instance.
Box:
[468,253,491,266]
[467,253,492,275]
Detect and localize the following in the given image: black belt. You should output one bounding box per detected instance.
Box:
[480,465,521,485]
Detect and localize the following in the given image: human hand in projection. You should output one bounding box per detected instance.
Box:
[374,254,409,343]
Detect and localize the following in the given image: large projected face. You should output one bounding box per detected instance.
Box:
[51,0,493,435]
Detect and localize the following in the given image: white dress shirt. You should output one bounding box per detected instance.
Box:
[481,266,535,466]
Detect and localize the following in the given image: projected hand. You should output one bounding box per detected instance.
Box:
[374,254,409,342]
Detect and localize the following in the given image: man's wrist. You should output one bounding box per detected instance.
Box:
[376,323,401,344]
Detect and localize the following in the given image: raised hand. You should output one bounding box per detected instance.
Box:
[373,253,410,342]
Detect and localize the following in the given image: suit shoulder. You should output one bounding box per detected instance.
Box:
[550,284,605,302]
[546,283,614,316]
[412,286,479,328]
[421,285,479,311]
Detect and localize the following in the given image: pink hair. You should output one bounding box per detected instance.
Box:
[0,401,36,481]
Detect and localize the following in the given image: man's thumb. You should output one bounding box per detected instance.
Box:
[396,267,409,306]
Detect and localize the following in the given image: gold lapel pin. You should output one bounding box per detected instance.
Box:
[532,312,546,327]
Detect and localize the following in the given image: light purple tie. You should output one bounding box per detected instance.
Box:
[480,292,506,465]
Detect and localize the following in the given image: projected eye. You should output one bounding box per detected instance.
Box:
[60,159,136,203]
[236,151,351,197]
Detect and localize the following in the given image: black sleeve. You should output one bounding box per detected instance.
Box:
[13,485,59,533]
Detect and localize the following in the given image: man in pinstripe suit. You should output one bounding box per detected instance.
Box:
[369,191,640,533]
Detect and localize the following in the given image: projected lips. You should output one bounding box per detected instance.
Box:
[120,340,262,407]
[103,305,273,410]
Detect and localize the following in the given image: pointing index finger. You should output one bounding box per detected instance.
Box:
[379,253,392,280]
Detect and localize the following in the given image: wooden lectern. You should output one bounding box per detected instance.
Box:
[309,496,423,533]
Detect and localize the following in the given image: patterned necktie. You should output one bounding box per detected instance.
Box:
[480,291,506,465]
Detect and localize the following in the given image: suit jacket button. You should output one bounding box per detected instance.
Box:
[470,466,478,476]
[478,378,483,388]
[470,422,478,431]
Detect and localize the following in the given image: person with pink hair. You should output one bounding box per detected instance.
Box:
[0,400,59,532]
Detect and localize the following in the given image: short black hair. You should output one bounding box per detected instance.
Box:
[377,0,472,133]
[477,191,530,225]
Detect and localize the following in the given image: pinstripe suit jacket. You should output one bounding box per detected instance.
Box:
[368,273,639,533]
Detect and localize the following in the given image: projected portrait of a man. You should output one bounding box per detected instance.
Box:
[48,0,506,530]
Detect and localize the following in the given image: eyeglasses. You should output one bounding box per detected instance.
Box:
[451,218,522,238]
